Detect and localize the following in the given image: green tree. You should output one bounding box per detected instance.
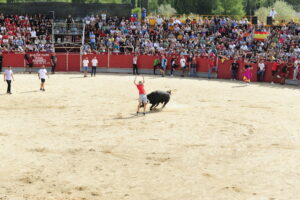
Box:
[255,0,297,23]
[213,0,245,16]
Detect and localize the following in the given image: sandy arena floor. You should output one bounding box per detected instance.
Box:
[0,73,299,200]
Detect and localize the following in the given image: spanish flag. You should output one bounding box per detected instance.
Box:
[254,31,270,41]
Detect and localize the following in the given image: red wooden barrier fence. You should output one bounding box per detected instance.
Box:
[2,52,294,83]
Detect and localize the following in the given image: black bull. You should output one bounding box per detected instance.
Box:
[141,90,171,110]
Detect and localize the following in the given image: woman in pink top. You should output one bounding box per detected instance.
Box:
[134,75,147,115]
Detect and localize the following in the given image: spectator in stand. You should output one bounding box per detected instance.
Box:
[269,8,277,19]
[91,56,98,77]
[4,66,14,94]
[132,54,139,75]
[89,31,96,50]
[51,52,57,74]
[257,60,265,82]
[66,14,74,32]
[231,59,239,80]
[82,57,89,78]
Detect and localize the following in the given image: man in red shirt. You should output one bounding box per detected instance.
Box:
[134,76,147,116]
[271,60,279,84]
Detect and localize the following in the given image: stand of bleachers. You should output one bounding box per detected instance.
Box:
[52,22,85,53]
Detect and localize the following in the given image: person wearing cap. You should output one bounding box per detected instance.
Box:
[3,66,14,94]
[134,75,147,116]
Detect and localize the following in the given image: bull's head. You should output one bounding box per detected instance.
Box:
[167,90,172,95]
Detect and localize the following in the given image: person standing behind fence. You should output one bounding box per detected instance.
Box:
[133,54,139,75]
[243,60,252,84]
[160,55,167,77]
[153,57,160,75]
[180,56,187,77]
[38,65,49,91]
[231,59,239,80]
[190,55,198,77]
[293,59,299,80]
[170,55,178,76]
[4,66,14,94]
[82,57,89,78]
[24,53,34,74]
[271,60,279,84]
[208,56,218,79]
[91,57,98,77]
[51,53,57,74]
[257,60,265,82]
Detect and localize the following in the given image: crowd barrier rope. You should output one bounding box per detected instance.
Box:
[2,52,296,83]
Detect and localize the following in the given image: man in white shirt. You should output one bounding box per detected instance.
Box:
[269,8,277,19]
[293,60,299,80]
[82,57,89,77]
[91,57,98,77]
[38,65,49,91]
[180,55,187,77]
[257,60,265,82]
[4,66,14,94]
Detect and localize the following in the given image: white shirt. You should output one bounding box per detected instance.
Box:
[133,56,137,64]
[258,63,265,71]
[180,58,186,68]
[38,68,47,79]
[91,58,98,66]
[83,59,89,67]
[269,10,277,19]
[30,30,36,38]
[4,69,13,80]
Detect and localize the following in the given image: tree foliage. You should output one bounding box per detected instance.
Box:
[157,4,176,16]
[213,0,245,16]
[255,0,297,23]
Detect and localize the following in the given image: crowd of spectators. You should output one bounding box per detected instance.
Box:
[83,15,300,62]
[0,13,53,53]
[1,13,300,62]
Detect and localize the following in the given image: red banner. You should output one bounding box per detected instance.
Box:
[28,53,52,67]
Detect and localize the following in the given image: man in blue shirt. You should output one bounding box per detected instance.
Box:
[89,31,96,50]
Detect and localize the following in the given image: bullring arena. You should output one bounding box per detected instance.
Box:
[0,72,300,200]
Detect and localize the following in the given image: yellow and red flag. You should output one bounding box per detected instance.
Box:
[254,31,270,41]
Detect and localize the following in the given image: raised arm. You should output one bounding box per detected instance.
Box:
[142,75,145,84]
[134,76,137,85]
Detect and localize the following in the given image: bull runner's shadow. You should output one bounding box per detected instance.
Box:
[112,109,162,120]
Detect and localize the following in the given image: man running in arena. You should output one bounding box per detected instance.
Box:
[134,75,147,116]
[4,66,14,94]
[38,65,49,91]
